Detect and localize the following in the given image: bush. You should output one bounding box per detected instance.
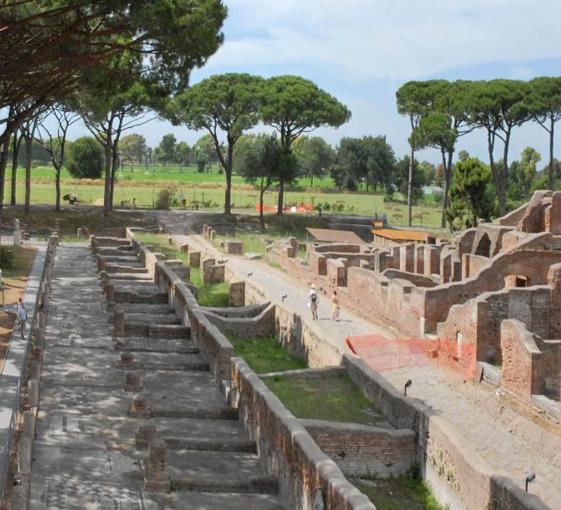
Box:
[0,247,15,270]
[66,137,104,179]
[155,186,177,210]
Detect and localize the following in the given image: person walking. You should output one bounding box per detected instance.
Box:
[331,290,340,321]
[309,284,319,320]
[17,297,27,339]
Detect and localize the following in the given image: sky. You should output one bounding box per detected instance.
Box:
[72,0,561,165]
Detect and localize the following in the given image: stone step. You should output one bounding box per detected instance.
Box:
[118,304,175,314]
[153,492,285,509]
[167,450,278,495]
[93,237,132,247]
[149,324,190,339]
[104,264,148,274]
[108,273,153,281]
[112,289,168,305]
[122,313,181,325]
[120,352,208,372]
[101,255,142,264]
[150,418,257,453]
[97,246,135,256]
[115,337,198,355]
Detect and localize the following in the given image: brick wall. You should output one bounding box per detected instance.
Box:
[302,419,416,477]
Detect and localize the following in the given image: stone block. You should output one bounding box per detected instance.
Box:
[180,243,189,254]
[327,258,348,287]
[399,243,415,273]
[189,251,201,268]
[229,281,245,307]
[311,253,327,275]
[225,239,243,255]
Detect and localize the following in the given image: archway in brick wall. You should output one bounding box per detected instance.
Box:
[475,233,491,257]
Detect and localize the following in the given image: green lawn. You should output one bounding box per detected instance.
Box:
[134,233,229,307]
[263,372,384,426]
[4,164,444,227]
[352,474,446,510]
[229,334,307,374]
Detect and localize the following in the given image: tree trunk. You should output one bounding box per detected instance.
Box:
[498,129,512,217]
[109,144,119,211]
[55,165,61,211]
[103,139,113,216]
[277,179,285,215]
[0,140,10,210]
[407,145,414,226]
[224,144,234,215]
[549,116,555,190]
[441,149,453,228]
[486,129,504,216]
[259,177,265,233]
[10,130,21,206]
[24,136,32,215]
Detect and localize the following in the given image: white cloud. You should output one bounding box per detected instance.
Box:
[203,0,561,82]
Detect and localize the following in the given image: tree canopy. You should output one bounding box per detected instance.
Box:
[260,75,350,213]
[174,73,264,214]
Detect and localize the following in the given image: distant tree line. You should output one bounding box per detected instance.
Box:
[396,78,561,226]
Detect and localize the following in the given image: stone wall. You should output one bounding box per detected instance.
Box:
[302,419,416,478]
[230,359,375,510]
[343,356,552,510]
[501,319,561,403]
[202,303,276,339]
[437,286,552,369]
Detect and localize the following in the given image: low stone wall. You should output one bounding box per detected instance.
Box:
[230,359,375,510]
[6,235,58,505]
[202,302,276,338]
[342,355,553,510]
[302,419,416,478]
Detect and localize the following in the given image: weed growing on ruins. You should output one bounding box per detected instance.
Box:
[264,372,384,426]
[352,471,446,510]
[229,334,307,373]
[197,281,229,307]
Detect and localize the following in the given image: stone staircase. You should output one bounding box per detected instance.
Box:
[26,240,285,509]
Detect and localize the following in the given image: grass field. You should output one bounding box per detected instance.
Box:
[4,164,444,228]
[229,334,307,374]
[352,474,446,510]
[263,372,384,426]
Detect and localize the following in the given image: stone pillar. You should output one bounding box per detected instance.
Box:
[424,245,441,276]
[441,254,452,284]
[180,243,190,254]
[399,243,415,273]
[229,281,245,307]
[129,393,150,418]
[118,352,138,369]
[125,373,143,392]
[189,251,201,268]
[113,309,125,337]
[136,425,157,449]
[144,440,171,493]
[415,245,425,274]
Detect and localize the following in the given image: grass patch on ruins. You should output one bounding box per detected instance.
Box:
[215,232,269,255]
[263,372,382,426]
[134,233,229,307]
[229,334,307,374]
[352,472,446,510]
[196,280,229,307]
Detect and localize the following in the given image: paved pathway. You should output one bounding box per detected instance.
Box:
[27,243,285,509]
[175,233,561,509]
